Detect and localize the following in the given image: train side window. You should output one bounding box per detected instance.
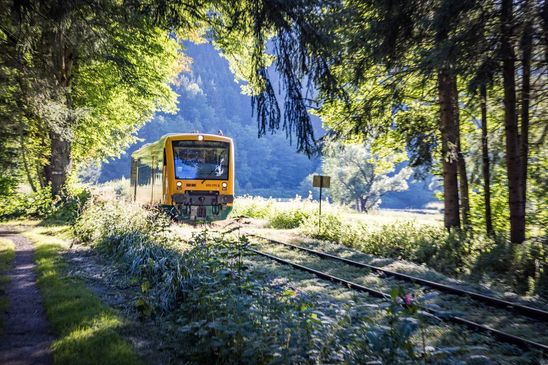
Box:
[137,159,151,186]
[163,149,166,166]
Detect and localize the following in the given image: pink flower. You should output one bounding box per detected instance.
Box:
[403,294,413,305]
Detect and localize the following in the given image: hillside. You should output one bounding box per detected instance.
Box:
[98,43,435,207]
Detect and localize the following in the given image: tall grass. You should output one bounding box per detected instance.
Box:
[234,197,547,297]
[74,200,430,364]
[300,212,548,297]
[233,195,349,229]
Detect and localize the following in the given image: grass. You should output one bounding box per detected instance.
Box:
[23,225,143,365]
[73,199,544,364]
[0,237,15,335]
[235,197,547,298]
[232,195,442,229]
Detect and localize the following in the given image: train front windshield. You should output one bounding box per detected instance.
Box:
[173,140,229,180]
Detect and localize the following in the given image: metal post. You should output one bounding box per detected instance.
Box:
[318,183,322,232]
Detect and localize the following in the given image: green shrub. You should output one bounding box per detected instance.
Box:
[234,196,346,230]
[0,194,26,219]
[268,207,312,229]
[231,195,273,218]
[0,185,90,223]
[470,237,547,296]
[301,214,547,297]
[74,201,428,364]
[301,212,344,241]
[0,187,55,220]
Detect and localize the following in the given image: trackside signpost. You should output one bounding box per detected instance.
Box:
[313,175,331,232]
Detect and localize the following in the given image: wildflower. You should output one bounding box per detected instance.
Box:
[403,293,413,305]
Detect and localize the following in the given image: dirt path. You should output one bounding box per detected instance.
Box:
[0,228,54,365]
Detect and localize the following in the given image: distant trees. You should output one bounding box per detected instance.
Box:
[322,142,411,212]
[98,44,319,197]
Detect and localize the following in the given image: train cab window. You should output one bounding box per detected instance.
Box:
[172,140,229,180]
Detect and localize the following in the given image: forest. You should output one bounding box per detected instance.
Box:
[0,0,547,364]
[1,0,545,241]
[98,42,435,208]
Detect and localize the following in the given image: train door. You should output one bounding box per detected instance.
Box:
[131,158,138,201]
[163,148,167,203]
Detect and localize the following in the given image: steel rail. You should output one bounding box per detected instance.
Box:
[248,234,548,322]
[248,247,548,353]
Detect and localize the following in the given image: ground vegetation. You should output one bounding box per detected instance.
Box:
[0,237,15,335]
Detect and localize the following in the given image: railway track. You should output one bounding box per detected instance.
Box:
[246,234,548,354]
[248,234,548,321]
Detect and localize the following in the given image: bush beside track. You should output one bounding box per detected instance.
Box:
[234,196,547,298]
[73,200,440,364]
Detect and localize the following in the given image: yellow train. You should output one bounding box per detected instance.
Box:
[130,133,235,220]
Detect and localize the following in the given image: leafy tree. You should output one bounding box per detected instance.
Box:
[255,0,546,242]
[0,0,184,196]
[321,142,411,212]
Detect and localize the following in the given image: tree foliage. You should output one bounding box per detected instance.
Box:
[322,142,411,212]
[0,0,546,243]
[0,0,185,196]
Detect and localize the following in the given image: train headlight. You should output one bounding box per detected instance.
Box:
[197,135,204,141]
[221,182,227,188]
[176,181,182,190]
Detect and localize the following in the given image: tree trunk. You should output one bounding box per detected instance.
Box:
[480,85,494,236]
[542,0,548,64]
[359,197,369,212]
[46,131,72,197]
[501,0,525,243]
[438,68,460,229]
[520,0,532,226]
[19,130,37,192]
[37,165,47,189]
[42,26,75,197]
[454,78,470,228]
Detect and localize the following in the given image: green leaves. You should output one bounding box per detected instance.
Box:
[74,200,432,364]
[322,141,411,211]
[71,27,182,165]
[0,0,188,194]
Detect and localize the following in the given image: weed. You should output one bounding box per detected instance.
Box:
[0,237,15,335]
[25,226,143,365]
[74,200,432,364]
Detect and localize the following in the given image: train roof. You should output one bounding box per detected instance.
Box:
[131,133,232,160]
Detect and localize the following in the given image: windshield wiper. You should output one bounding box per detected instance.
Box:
[201,166,222,183]
[201,158,225,183]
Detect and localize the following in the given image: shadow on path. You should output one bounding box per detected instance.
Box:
[0,228,54,365]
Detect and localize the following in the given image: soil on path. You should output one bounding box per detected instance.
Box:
[0,227,54,365]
